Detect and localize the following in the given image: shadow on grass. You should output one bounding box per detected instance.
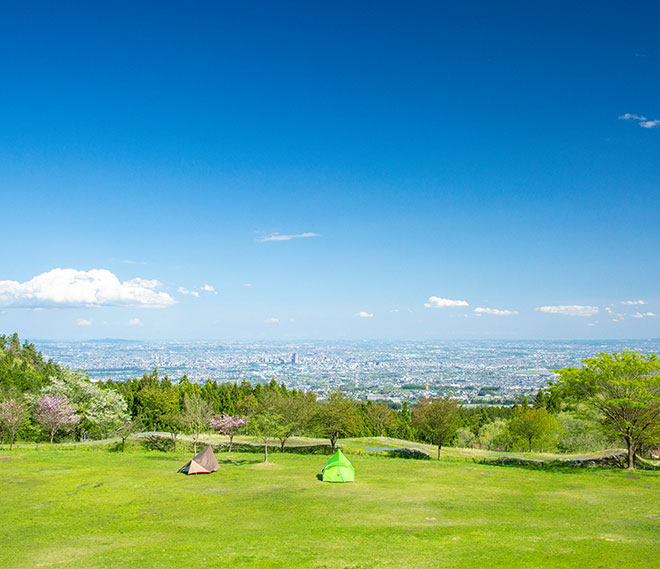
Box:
[478,459,634,474]
[218,457,262,467]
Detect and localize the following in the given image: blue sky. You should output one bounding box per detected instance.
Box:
[0,1,658,340]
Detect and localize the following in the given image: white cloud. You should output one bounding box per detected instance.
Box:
[243,283,253,287]
[75,319,92,326]
[178,287,200,298]
[0,269,176,308]
[356,311,374,318]
[619,113,660,128]
[621,300,646,305]
[424,296,469,308]
[264,317,279,324]
[474,307,518,316]
[121,259,148,265]
[631,312,656,319]
[201,284,216,293]
[535,305,599,317]
[128,318,142,326]
[256,232,321,242]
[619,113,647,121]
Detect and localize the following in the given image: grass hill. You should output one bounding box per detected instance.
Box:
[1,446,657,569]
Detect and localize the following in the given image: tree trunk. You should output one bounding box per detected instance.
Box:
[193,439,198,454]
[330,434,337,452]
[437,444,441,460]
[228,434,234,452]
[280,438,286,452]
[625,437,635,470]
[264,440,268,463]
[10,431,15,450]
[172,434,177,453]
[528,436,533,452]
[122,437,126,452]
[50,430,55,445]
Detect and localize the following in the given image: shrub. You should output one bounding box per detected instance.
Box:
[388,448,431,460]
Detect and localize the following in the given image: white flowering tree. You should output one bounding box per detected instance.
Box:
[41,370,130,440]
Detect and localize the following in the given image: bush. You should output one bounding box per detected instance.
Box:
[387,448,431,460]
[556,411,611,453]
[477,419,509,450]
[455,427,476,448]
[140,435,174,452]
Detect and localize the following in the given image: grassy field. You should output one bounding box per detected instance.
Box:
[1,447,658,569]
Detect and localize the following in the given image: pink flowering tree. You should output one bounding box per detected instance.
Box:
[0,399,28,450]
[34,395,79,444]
[211,414,248,452]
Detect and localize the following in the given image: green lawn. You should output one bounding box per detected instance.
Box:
[0,448,658,569]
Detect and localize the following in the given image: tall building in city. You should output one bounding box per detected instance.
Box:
[291,353,300,364]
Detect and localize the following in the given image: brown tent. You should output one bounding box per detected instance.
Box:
[178,444,220,475]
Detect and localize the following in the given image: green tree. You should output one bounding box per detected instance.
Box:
[251,407,285,463]
[115,416,143,452]
[365,402,397,437]
[552,351,660,469]
[505,404,561,452]
[260,391,315,451]
[181,393,214,454]
[555,410,610,453]
[313,391,361,452]
[136,386,179,431]
[477,419,508,450]
[412,396,460,460]
[455,426,476,448]
[161,411,183,452]
[43,370,129,439]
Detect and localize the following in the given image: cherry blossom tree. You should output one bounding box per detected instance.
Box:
[0,399,28,449]
[34,395,79,444]
[211,413,248,452]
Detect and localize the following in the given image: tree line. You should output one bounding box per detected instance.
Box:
[1,333,658,469]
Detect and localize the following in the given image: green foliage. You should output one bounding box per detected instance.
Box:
[555,410,611,453]
[42,369,130,438]
[454,426,476,448]
[0,333,63,395]
[477,419,508,450]
[412,396,461,459]
[505,404,561,452]
[180,393,214,453]
[363,401,397,436]
[552,350,660,468]
[312,391,362,450]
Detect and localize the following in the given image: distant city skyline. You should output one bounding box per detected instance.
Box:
[1,1,658,340]
[31,338,660,403]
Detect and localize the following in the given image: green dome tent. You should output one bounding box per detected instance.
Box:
[322,449,355,483]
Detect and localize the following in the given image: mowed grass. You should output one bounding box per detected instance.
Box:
[0,448,658,569]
